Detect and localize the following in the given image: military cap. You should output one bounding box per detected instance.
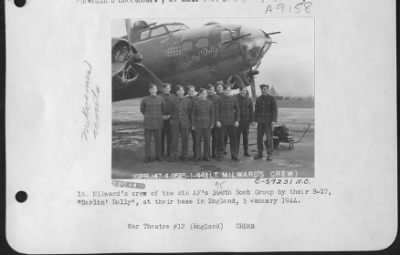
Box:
[259,84,269,89]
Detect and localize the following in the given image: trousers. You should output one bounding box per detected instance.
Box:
[237,122,250,154]
[161,120,171,156]
[191,129,196,156]
[257,122,273,155]
[210,127,217,157]
[217,125,238,158]
[144,129,161,159]
[195,128,210,159]
[170,125,189,158]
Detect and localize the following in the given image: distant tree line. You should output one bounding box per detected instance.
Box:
[274,96,314,101]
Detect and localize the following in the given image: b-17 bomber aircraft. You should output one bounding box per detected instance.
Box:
[112,19,279,101]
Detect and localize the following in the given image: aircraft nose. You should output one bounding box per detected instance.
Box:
[239,26,272,67]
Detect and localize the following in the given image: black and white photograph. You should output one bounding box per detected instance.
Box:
[112,18,314,179]
[5,0,397,253]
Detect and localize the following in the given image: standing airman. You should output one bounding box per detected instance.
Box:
[215,83,240,161]
[207,84,220,158]
[140,84,167,162]
[186,85,198,158]
[215,80,228,153]
[169,85,192,162]
[160,83,176,158]
[254,84,278,161]
[236,87,254,157]
[192,88,214,161]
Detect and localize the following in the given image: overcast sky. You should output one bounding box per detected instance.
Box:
[112,18,314,97]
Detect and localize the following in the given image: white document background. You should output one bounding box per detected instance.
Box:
[6,0,397,253]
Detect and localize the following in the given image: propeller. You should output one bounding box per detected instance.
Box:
[125,19,139,60]
[247,69,257,102]
[114,20,165,90]
[114,19,144,84]
[125,19,132,44]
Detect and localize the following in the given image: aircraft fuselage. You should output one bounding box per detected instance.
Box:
[112,21,272,101]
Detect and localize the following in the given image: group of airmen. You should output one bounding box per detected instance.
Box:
[140,81,278,163]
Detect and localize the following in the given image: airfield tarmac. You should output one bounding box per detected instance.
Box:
[112,98,314,179]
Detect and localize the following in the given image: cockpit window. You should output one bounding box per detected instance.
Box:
[221,30,232,43]
[140,30,150,40]
[166,24,188,32]
[232,29,240,38]
[150,26,168,37]
[195,38,209,48]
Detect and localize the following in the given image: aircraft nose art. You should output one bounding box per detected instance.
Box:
[239,26,272,67]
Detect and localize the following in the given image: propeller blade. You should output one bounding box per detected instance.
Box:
[125,19,140,59]
[229,75,246,89]
[235,75,246,88]
[112,61,128,76]
[125,19,133,44]
[250,76,257,102]
[249,69,259,76]
[254,60,262,71]
[131,63,165,90]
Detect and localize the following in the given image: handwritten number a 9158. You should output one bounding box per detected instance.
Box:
[265,0,312,14]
